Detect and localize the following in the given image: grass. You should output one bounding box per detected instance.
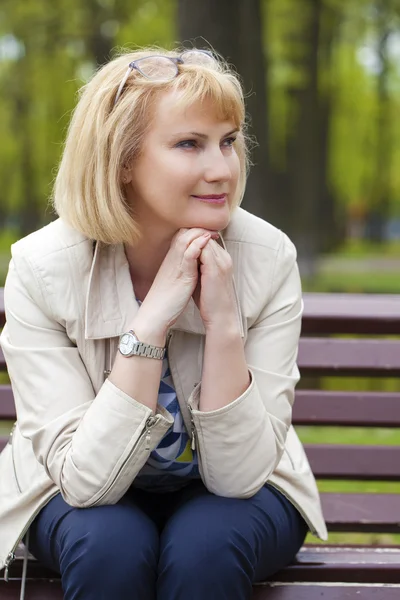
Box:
[304,271,400,294]
[333,239,400,258]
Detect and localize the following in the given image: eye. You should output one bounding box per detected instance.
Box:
[222,137,237,147]
[175,139,198,149]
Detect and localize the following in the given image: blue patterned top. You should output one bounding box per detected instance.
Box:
[132,348,201,493]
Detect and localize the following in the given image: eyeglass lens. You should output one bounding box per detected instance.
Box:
[136,56,178,80]
[180,50,215,67]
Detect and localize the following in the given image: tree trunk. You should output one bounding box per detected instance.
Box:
[366,0,392,243]
[284,0,322,277]
[178,0,275,222]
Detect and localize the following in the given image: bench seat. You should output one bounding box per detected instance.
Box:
[1,290,400,598]
[2,545,400,599]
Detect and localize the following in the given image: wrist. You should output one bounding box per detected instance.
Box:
[129,315,168,347]
[204,317,241,338]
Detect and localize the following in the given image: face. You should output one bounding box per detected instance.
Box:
[125,90,241,238]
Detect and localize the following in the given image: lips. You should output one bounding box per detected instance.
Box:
[193,194,227,199]
[192,193,227,204]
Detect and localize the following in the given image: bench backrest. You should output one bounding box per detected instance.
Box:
[1,289,400,534]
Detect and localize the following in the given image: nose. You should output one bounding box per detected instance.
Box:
[202,147,232,184]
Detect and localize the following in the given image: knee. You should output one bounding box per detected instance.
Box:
[160,522,252,578]
[60,504,159,586]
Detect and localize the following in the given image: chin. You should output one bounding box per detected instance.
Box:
[186,206,231,232]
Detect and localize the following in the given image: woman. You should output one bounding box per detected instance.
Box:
[0,46,327,599]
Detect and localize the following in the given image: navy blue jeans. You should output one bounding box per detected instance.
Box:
[29,480,308,600]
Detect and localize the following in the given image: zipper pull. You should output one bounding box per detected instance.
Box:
[145,430,151,451]
[188,404,196,451]
[145,416,157,451]
[191,425,196,451]
[4,552,15,582]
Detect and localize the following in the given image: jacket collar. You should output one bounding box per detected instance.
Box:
[85,233,244,340]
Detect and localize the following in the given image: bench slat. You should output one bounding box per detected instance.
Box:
[302,292,400,335]
[0,385,15,419]
[0,288,4,328]
[2,291,400,335]
[1,442,399,482]
[298,338,400,377]
[2,581,398,600]
[254,584,400,600]
[0,345,7,372]
[2,386,400,427]
[293,390,400,427]
[320,492,400,533]
[0,580,62,600]
[305,444,400,480]
[6,546,400,589]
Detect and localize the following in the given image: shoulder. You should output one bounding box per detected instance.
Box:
[223,207,300,318]
[223,206,284,250]
[8,219,94,317]
[11,218,91,263]
[223,206,297,273]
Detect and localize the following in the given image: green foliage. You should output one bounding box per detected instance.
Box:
[0,0,177,229]
[265,0,400,216]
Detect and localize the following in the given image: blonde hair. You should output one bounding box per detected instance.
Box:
[52,45,250,245]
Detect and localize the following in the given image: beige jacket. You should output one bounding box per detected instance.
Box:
[0,207,328,573]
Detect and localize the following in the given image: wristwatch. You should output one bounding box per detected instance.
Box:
[118,330,166,360]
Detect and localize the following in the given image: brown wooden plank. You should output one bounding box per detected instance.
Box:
[293,390,400,427]
[270,546,400,584]
[0,345,7,372]
[253,584,400,599]
[7,547,400,591]
[3,386,400,427]
[1,581,397,600]
[320,492,400,533]
[2,291,400,335]
[0,385,15,419]
[298,338,400,377]
[302,292,400,335]
[0,287,4,328]
[305,444,400,480]
[0,580,63,599]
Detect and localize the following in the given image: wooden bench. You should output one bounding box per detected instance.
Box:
[1,289,400,599]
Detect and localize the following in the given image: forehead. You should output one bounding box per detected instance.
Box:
[149,90,236,135]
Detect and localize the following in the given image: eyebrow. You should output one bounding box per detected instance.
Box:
[171,128,239,140]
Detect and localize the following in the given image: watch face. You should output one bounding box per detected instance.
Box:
[119,332,136,356]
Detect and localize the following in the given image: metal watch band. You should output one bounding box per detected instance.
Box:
[128,330,166,360]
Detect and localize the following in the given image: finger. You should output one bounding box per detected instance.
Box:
[173,228,219,251]
[199,240,232,275]
[183,233,211,262]
[197,237,215,265]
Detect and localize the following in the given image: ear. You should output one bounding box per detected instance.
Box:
[121,166,131,185]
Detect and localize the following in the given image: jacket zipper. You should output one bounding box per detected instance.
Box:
[188,403,197,451]
[145,415,158,450]
[4,412,160,579]
[166,331,197,453]
[3,490,59,582]
[92,414,159,506]
[4,330,181,580]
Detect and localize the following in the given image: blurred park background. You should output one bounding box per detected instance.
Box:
[0,0,399,546]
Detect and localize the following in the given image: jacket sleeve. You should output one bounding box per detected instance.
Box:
[0,255,173,508]
[188,232,302,498]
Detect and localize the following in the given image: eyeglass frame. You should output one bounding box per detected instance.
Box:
[113,49,216,107]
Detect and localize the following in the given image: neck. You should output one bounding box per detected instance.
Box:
[124,223,176,293]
